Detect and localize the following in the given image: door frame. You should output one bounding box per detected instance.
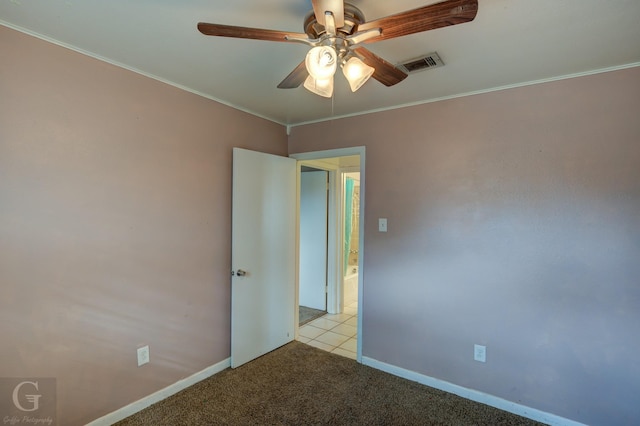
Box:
[291,147,365,362]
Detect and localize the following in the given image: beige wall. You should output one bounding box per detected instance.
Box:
[289,67,640,426]
[0,26,287,425]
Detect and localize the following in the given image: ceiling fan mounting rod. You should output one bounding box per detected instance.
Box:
[324,11,337,37]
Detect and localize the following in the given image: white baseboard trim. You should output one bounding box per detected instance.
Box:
[361,356,586,426]
[86,357,231,425]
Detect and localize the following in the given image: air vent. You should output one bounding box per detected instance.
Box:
[397,52,444,74]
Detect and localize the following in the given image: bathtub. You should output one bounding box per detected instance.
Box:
[343,266,358,306]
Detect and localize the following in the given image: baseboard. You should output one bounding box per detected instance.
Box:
[86,357,231,425]
[361,356,587,426]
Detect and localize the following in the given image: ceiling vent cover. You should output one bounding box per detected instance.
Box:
[397,52,444,74]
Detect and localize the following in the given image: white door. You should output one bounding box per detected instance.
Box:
[231,148,296,368]
[299,170,328,311]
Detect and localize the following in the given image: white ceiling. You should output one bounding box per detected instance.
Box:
[2,0,639,127]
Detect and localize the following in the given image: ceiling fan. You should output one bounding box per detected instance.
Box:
[198,0,478,97]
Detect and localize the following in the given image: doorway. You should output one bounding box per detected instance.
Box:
[292,148,364,362]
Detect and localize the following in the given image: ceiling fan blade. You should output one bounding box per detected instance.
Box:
[352,47,408,87]
[277,61,308,89]
[198,22,309,43]
[358,0,478,42]
[312,0,345,28]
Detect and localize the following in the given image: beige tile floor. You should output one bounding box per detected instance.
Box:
[297,301,358,360]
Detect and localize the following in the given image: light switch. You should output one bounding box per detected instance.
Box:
[137,345,150,366]
[378,218,387,232]
[474,344,486,363]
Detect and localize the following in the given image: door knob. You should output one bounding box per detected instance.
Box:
[233,269,247,277]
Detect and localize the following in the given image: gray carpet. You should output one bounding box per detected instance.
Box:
[299,305,326,326]
[115,341,546,426]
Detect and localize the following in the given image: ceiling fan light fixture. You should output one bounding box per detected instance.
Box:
[305,46,338,80]
[303,75,334,98]
[342,56,375,92]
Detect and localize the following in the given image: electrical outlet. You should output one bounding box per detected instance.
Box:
[137,345,150,366]
[474,344,486,363]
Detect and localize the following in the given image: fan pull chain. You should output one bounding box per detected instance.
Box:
[331,90,337,140]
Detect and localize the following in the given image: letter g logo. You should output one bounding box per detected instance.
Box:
[12,381,41,412]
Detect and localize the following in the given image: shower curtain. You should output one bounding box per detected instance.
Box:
[344,177,354,275]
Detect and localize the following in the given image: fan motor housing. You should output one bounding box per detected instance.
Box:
[303,3,365,38]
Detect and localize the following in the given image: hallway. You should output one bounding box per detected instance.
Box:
[297,301,358,360]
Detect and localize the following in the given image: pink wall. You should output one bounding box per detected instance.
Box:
[289,67,640,425]
[3,21,640,426]
[0,26,287,425]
